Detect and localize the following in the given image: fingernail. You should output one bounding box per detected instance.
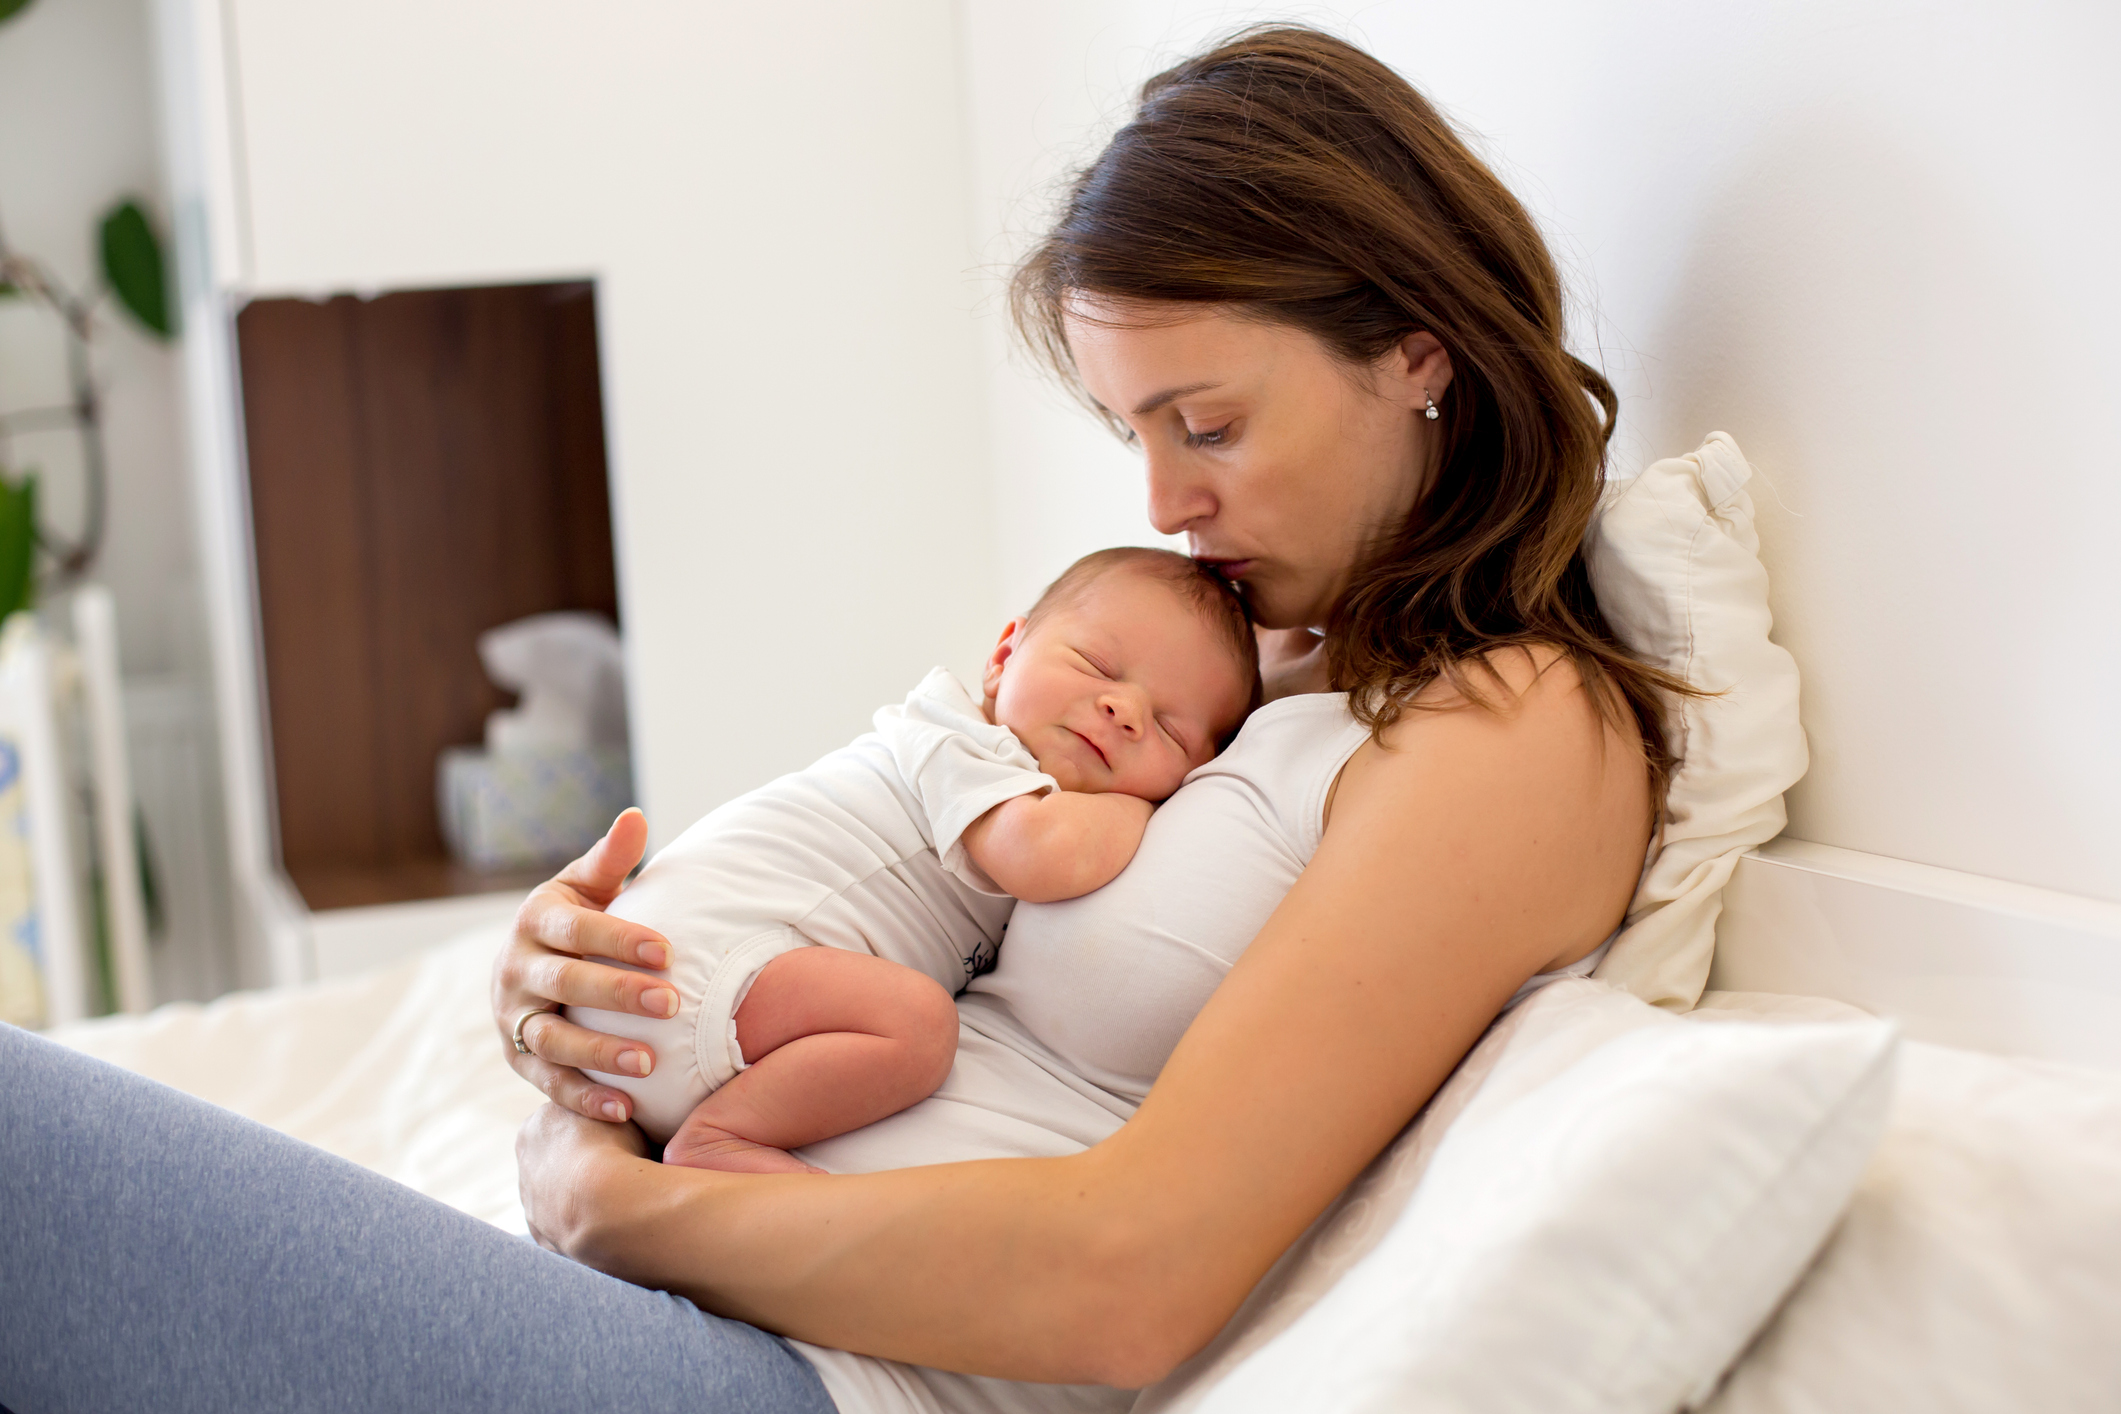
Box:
[601,1100,627,1122]
[637,941,670,969]
[647,987,679,1018]
[620,1049,652,1076]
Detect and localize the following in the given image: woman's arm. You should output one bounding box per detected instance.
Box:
[521,651,1650,1385]
[492,808,687,1123]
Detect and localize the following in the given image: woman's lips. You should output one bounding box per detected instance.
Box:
[1198,557,1253,580]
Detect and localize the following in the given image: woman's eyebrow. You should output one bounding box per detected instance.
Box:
[1131,380,1222,416]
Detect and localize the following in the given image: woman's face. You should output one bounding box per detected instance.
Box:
[1063,299,1453,631]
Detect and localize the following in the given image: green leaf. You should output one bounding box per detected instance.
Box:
[0,472,36,623]
[135,805,167,939]
[99,199,174,339]
[0,0,36,27]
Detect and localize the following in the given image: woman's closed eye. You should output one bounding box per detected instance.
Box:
[1183,424,1232,449]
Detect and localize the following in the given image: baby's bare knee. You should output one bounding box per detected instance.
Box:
[890,971,960,1091]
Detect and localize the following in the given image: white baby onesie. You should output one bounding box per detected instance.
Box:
[568,668,1056,1141]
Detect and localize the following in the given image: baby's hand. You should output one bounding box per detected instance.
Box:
[961,791,1154,903]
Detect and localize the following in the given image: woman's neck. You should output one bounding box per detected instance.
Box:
[1256,627,1332,701]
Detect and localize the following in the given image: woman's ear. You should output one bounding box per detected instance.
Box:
[1379,330,1453,410]
[982,618,1027,707]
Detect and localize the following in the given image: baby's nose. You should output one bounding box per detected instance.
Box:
[1101,693,1143,734]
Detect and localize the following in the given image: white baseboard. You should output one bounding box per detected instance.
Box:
[1713,837,2121,1070]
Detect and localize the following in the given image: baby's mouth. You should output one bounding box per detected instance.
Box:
[1068,728,1110,770]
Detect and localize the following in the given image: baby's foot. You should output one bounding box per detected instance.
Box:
[663,1119,827,1175]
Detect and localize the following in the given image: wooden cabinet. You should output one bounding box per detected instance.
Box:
[237,282,619,910]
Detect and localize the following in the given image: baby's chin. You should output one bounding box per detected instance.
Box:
[1038,761,1176,804]
[1037,758,1117,796]
[1036,758,1093,793]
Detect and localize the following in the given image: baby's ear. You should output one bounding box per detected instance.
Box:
[982,618,1027,702]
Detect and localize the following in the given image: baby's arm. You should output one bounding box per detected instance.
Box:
[959,790,1154,903]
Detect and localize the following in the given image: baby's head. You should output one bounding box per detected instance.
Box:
[981,547,1262,801]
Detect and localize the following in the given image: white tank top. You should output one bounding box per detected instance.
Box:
[792,690,1602,1414]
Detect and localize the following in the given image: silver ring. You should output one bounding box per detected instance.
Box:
[512,1005,559,1055]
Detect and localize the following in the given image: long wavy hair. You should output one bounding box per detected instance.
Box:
[1010,24,1691,802]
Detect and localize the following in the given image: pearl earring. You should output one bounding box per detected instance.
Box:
[1424,393,1439,421]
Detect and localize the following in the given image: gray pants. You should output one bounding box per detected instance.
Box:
[0,1024,837,1414]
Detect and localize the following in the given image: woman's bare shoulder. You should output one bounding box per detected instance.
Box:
[1334,643,1638,799]
[1383,640,1601,720]
[1327,642,1649,963]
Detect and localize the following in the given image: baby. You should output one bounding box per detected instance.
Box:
[568,546,1260,1173]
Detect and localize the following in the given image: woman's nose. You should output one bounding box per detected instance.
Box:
[1144,447,1215,536]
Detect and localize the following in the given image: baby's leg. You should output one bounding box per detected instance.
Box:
[662,947,959,1174]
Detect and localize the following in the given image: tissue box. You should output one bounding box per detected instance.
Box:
[438,745,633,871]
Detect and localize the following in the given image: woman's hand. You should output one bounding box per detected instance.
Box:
[491,808,681,1123]
[517,1101,654,1256]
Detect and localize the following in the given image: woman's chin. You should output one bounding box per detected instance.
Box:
[1243,596,1324,633]
[1225,572,1329,632]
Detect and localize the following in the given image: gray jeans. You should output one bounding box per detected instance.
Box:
[0,1024,837,1414]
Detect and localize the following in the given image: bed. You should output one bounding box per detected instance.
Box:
[48,902,2121,1412]
[43,436,2121,1409]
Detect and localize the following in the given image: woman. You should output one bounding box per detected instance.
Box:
[0,26,1673,1414]
[500,23,1678,1410]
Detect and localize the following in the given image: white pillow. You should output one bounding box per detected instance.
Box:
[1138,979,1896,1414]
[1697,1025,2121,1413]
[1585,432,1808,1010]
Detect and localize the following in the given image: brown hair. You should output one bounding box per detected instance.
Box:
[1028,546,1264,742]
[1010,25,1691,800]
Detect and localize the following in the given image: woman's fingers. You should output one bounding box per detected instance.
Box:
[516,877,670,969]
[522,950,680,1019]
[499,991,656,1123]
[492,808,674,1123]
[519,1049,639,1124]
[555,806,651,908]
[521,1009,658,1082]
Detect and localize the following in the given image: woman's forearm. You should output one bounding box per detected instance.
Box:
[571,1145,1203,1386]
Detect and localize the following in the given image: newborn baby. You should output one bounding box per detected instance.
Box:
[569,547,1260,1174]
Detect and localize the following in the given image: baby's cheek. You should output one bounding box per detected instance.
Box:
[1144,758,1190,802]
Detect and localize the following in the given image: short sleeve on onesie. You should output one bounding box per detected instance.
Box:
[874,668,1056,892]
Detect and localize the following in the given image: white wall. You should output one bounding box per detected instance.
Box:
[177,1,2121,909]
[0,0,200,679]
[211,0,996,848]
[959,1,2121,904]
